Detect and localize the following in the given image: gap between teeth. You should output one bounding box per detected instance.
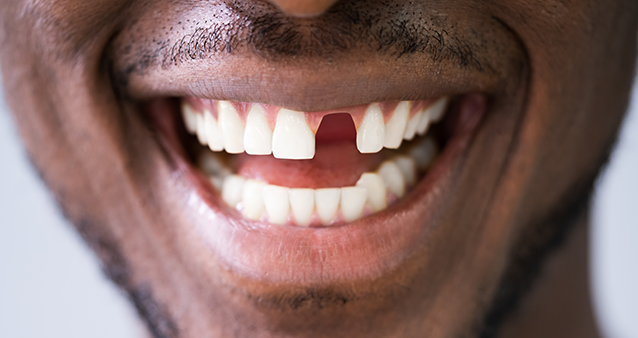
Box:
[182,97,449,160]
[198,137,438,227]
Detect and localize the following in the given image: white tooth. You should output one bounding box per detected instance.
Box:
[356,173,387,212]
[196,113,208,145]
[204,110,224,151]
[218,101,245,154]
[244,105,273,155]
[428,97,450,122]
[315,188,341,225]
[263,185,290,225]
[415,109,431,136]
[289,188,315,226]
[403,111,422,141]
[411,137,437,170]
[377,161,406,198]
[383,101,410,149]
[340,187,367,222]
[394,156,417,186]
[222,175,246,208]
[198,153,230,190]
[209,176,225,191]
[272,109,315,159]
[357,104,385,153]
[181,102,199,134]
[242,180,266,220]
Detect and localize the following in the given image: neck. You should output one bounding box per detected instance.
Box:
[498,209,602,338]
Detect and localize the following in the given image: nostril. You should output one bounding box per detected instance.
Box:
[265,0,342,17]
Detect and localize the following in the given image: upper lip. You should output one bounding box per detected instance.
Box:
[115,47,506,112]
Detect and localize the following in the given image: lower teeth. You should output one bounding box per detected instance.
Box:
[197,136,438,227]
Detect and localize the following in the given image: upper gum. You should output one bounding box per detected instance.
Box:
[183,97,436,132]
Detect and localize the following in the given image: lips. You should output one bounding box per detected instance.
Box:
[103,0,529,286]
[145,91,488,283]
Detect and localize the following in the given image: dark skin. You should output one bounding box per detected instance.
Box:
[1,0,636,337]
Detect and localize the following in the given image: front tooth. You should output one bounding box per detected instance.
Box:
[340,187,367,222]
[315,188,341,225]
[218,101,245,154]
[263,185,290,225]
[204,110,224,151]
[242,180,266,220]
[403,111,422,141]
[289,189,315,226]
[428,97,450,122]
[196,113,208,145]
[377,161,406,198]
[383,101,410,149]
[272,109,315,160]
[356,173,387,212]
[394,156,417,186]
[411,137,437,169]
[244,105,273,155]
[181,102,198,134]
[415,109,431,135]
[357,104,385,153]
[222,175,246,208]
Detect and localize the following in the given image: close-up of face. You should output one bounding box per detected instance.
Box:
[0,0,636,337]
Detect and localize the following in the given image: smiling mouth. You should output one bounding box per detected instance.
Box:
[116,0,524,284]
[176,95,465,227]
[148,91,487,227]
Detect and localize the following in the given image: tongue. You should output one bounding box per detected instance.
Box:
[233,113,384,188]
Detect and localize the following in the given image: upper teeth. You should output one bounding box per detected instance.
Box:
[182,98,449,159]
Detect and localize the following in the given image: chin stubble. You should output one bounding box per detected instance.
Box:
[475,158,607,338]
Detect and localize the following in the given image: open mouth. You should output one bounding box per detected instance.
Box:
[113,2,526,285]
[148,94,486,229]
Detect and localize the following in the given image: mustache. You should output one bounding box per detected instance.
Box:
[123,0,486,74]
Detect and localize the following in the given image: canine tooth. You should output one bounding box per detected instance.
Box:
[289,189,315,226]
[340,187,367,222]
[263,185,290,225]
[356,173,387,212]
[242,180,267,220]
[383,101,410,149]
[403,111,422,141]
[429,97,450,122]
[411,137,437,169]
[315,188,341,225]
[357,104,385,153]
[394,156,417,186]
[222,175,246,208]
[377,161,406,197]
[196,113,208,145]
[244,105,273,155]
[415,109,431,135]
[181,103,198,134]
[218,101,245,154]
[272,109,315,159]
[204,110,224,151]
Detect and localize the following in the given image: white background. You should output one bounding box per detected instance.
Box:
[0,73,636,337]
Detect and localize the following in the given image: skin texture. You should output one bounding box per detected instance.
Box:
[0,0,637,337]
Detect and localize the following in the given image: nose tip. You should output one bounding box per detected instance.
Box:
[265,0,342,17]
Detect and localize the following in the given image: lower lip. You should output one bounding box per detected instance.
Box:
[151,94,487,284]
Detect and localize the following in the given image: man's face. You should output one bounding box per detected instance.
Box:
[0,0,636,337]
